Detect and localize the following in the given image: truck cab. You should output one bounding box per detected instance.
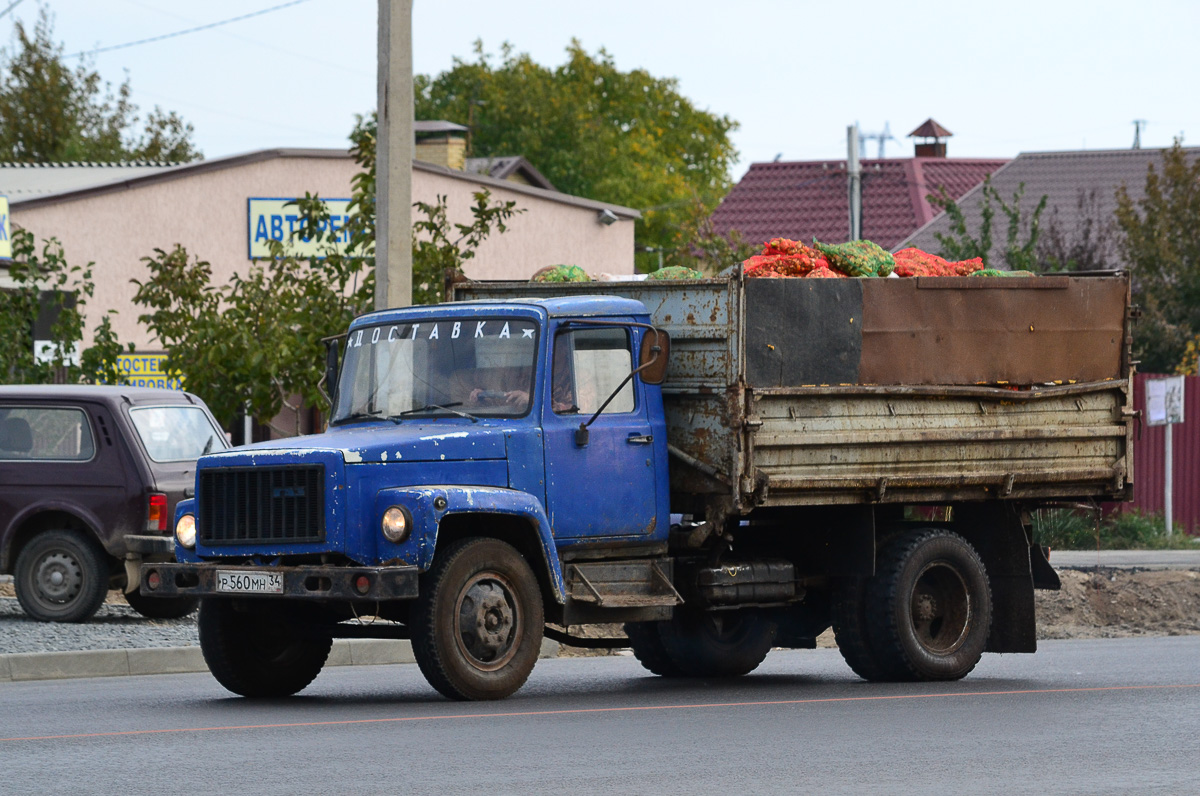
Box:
[144,296,674,700]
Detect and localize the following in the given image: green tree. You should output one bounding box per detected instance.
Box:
[1036,189,1120,273]
[133,116,519,434]
[414,41,739,272]
[1116,141,1200,373]
[929,176,1048,270]
[0,7,200,162]
[0,227,132,385]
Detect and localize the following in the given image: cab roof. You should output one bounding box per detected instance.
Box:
[353,295,648,328]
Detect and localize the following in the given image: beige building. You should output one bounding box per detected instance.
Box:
[4,138,638,351]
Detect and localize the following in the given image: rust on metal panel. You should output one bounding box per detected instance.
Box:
[859,277,1128,385]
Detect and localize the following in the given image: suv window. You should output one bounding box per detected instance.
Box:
[129,406,227,462]
[0,406,95,461]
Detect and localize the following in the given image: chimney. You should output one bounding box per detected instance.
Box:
[414,120,468,170]
[908,118,952,158]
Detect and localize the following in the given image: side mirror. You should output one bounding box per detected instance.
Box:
[638,329,671,385]
[320,337,342,407]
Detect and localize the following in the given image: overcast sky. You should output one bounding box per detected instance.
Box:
[6,0,1198,179]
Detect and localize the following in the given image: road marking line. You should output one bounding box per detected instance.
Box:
[4,683,1198,743]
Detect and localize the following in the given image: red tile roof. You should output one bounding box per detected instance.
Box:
[711,157,1007,250]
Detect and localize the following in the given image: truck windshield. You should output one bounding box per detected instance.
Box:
[332,318,539,423]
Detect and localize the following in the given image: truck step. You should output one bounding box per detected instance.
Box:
[564,559,683,609]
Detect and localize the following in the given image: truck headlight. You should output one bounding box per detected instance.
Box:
[381,506,411,543]
[175,514,197,549]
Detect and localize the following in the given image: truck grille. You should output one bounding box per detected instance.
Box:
[198,465,325,545]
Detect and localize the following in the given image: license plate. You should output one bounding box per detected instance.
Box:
[216,570,283,594]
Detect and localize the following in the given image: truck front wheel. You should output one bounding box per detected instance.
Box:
[198,599,332,697]
[411,538,544,701]
[865,529,993,681]
[657,609,777,677]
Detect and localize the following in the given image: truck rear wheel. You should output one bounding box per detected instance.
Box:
[411,538,544,701]
[657,609,777,678]
[866,529,992,681]
[831,577,889,681]
[623,621,687,677]
[198,599,332,697]
[14,530,110,623]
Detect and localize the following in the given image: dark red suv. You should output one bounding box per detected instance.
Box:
[0,385,228,622]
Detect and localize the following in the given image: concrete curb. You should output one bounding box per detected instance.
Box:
[0,638,561,683]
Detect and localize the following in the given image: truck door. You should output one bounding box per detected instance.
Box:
[542,323,658,540]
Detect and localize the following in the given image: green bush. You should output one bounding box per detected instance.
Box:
[1031,508,1099,550]
[1031,507,1197,550]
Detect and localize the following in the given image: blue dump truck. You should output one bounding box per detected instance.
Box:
[142,272,1134,701]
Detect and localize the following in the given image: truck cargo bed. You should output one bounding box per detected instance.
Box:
[453,273,1133,511]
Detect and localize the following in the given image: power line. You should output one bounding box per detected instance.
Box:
[66,0,312,59]
[0,0,25,20]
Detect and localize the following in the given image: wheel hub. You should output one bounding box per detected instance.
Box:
[910,562,970,655]
[35,552,83,604]
[456,576,519,670]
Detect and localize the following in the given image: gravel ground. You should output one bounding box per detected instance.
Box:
[0,576,199,654]
[3,568,1199,657]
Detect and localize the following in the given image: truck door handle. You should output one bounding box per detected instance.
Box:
[627,434,653,445]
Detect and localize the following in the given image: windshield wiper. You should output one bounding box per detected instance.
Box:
[393,402,478,422]
[201,435,215,455]
[331,411,388,426]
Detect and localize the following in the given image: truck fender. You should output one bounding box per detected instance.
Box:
[374,485,565,603]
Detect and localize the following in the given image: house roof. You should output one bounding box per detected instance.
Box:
[0,161,181,199]
[711,156,1007,250]
[414,120,468,136]
[909,119,953,139]
[463,156,556,191]
[901,146,1200,263]
[7,147,637,219]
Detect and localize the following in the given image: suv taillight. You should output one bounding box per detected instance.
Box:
[147,493,168,532]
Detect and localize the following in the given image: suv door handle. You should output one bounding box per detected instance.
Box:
[626,434,653,445]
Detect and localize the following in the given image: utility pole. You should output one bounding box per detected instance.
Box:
[847,124,862,241]
[375,0,414,311]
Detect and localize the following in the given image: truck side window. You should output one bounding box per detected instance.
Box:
[0,407,95,461]
[554,328,634,415]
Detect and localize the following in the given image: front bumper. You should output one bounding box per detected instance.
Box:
[139,562,420,602]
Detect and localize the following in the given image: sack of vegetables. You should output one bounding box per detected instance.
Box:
[530,264,591,283]
[814,239,896,277]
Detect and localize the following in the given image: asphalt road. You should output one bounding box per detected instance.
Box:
[2,638,1198,795]
[1050,549,1200,569]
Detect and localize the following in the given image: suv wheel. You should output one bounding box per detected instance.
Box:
[14,530,110,623]
[123,588,199,620]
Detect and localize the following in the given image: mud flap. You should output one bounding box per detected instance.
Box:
[1031,544,1062,590]
[953,503,1037,654]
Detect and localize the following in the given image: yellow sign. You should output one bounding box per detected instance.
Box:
[0,195,11,260]
[117,353,184,390]
[247,197,353,259]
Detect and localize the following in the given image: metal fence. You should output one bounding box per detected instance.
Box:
[1126,373,1200,533]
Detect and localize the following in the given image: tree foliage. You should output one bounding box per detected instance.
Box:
[0,228,131,385]
[0,7,200,162]
[1116,141,1200,373]
[929,176,1047,271]
[1036,189,1120,273]
[132,117,519,434]
[414,41,739,272]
